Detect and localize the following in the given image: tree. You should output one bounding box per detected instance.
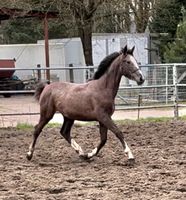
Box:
[149,0,183,62]
[164,8,186,63]
[128,0,156,33]
[1,18,43,44]
[0,0,76,44]
[95,0,156,33]
[58,0,104,66]
[0,0,165,64]
[94,0,132,33]
[0,0,99,65]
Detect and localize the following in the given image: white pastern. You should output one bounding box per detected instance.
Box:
[124,141,134,159]
[71,139,84,155]
[27,151,32,157]
[87,147,98,158]
[28,145,33,155]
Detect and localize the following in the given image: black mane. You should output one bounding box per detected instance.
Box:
[93,52,120,80]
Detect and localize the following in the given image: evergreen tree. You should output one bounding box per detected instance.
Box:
[149,0,183,62]
[164,8,186,63]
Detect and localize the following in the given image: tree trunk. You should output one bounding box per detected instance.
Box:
[78,21,93,66]
[65,0,103,66]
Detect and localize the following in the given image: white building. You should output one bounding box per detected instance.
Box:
[0,33,149,84]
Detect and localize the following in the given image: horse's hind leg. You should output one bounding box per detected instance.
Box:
[27,111,54,160]
[84,123,108,159]
[60,117,84,156]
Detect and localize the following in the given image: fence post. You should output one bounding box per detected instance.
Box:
[37,64,41,82]
[69,63,74,83]
[173,64,179,119]
[165,65,168,104]
[137,94,142,120]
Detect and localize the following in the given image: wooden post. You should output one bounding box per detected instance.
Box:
[69,63,74,83]
[173,65,179,119]
[137,94,142,120]
[44,14,50,81]
[37,64,41,82]
[165,65,168,104]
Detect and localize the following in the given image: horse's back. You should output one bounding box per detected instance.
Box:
[39,81,88,105]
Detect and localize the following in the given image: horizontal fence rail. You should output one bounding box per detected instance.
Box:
[1,63,186,119]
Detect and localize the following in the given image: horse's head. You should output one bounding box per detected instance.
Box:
[120,45,145,85]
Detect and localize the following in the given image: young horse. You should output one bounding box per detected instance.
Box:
[27,45,145,163]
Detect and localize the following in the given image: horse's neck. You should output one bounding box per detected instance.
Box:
[98,59,122,99]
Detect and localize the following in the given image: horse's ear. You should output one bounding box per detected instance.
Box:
[131,46,135,55]
[127,46,135,55]
[122,45,128,55]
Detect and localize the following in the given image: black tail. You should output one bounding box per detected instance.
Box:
[34,81,49,101]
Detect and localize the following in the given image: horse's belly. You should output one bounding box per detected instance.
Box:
[55,90,114,121]
[57,102,97,121]
[63,110,97,121]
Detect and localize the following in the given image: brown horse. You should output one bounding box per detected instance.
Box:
[27,45,145,163]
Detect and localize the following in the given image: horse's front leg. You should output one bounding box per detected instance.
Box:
[82,122,108,159]
[97,113,135,163]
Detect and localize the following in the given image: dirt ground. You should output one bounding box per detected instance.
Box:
[0,120,185,200]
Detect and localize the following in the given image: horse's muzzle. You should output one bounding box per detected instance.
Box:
[138,76,145,85]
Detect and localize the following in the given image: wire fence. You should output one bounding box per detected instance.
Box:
[0,63,186,119]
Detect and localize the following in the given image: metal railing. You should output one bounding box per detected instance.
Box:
[116,63,186,118]
[1,63,186,118]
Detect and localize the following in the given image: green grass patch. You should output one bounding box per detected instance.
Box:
[115,116,173,125]
[15,115,186,130]
[46,122,61,128]
[179,115,186,120]
[137,116,173,123]
[16,123,33,130]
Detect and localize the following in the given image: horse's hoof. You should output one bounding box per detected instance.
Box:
[26,152,32,161]
[79,154,94,162]
[127,158,135,166]
[79,154,89,160]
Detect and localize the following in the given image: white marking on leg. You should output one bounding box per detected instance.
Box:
[71,139,84,156]
[87,147,98,158]
[27,144,33,156]
[124,141,134,159]
[26,152,32,160]
[27,151,32,156]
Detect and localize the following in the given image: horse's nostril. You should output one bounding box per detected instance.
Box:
[140,76,144,82]
[139,76,145,85]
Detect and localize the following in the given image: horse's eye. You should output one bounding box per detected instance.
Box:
[127,61,130,64]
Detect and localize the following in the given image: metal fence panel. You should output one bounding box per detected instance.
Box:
[0,64,186,118]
